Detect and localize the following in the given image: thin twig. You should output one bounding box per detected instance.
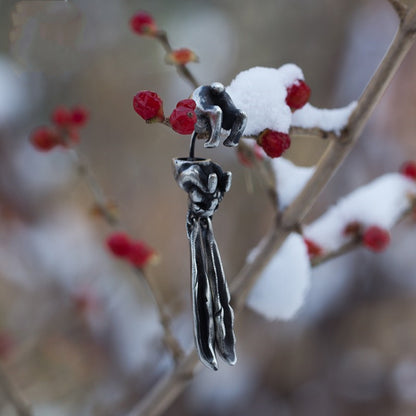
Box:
[388,0,408,21]
[243,126,337,141]
[70,148,184,362]
[310,239,360,267]
[237,141,278,208]
[124,7,416,416]
[155,31,199,89]
[0,365,32,416]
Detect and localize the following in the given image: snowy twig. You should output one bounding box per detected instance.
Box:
[310,198,416,267]
[124,7,416,416]
[0,365,32,416]
[310,238,360,267]
[154,31,199,89]
[70,149,184,362]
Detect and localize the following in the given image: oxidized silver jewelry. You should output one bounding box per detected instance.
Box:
[173,83,246,370]
[192,82,247,148]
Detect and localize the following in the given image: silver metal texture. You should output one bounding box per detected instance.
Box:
[172,157,236,370]
[191,82,247,148]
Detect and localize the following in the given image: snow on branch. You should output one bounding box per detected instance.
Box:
[246,233,311,321]
[291,102,357,135]
[304,173,416,253]
[226,65,356,136]
[271,157,315,210]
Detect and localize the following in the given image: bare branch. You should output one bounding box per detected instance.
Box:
[154,31,199,89]
[310,239,360,267]
[388,0,408,21]
[70,149,184,362]
[0,365,32,416]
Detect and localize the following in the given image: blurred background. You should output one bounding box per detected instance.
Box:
[0,0,416,415]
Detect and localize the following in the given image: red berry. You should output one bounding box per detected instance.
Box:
[286,79,311,111]
[169,106,197,134]
[30,126,60,151]
[133,90,164,121]
[362,226,390,252]
[400,161,416,180]
[70,106,89,127]
[51,106,72,126]
[176,99,196,110]
[258,129,291,158]
[165,48,199,65]
[130,12,157,35]
[106,232,132,257]
[128,241,155,268]
[304,238,323,257]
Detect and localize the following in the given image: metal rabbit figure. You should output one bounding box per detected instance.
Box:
[173,82,246,370]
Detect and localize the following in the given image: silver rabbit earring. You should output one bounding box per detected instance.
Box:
[172,83,247,370]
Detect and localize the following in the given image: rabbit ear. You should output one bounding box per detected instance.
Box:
[189,218,218,371]
[203,218,236,365]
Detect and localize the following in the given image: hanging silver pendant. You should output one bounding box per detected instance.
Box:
[172,157,236,370]
[172,82,246,370]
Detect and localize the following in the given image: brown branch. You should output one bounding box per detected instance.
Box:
[243,126,338,141]
[237,141,278,208]
[0,365,32,416]
[388,0,408,21]
[310,239,360,267]
[69,149,184,362]
[154,31,199,89]
[123,8,416,416]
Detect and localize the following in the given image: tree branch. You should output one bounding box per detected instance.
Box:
[0,365,32,416]
[388,0,408,22]
[155,31,199,89]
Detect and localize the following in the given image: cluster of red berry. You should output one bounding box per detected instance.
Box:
[106,232,156,268]
[256,80,311,159]
[133,91,197,135]
[30,106,89,151]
